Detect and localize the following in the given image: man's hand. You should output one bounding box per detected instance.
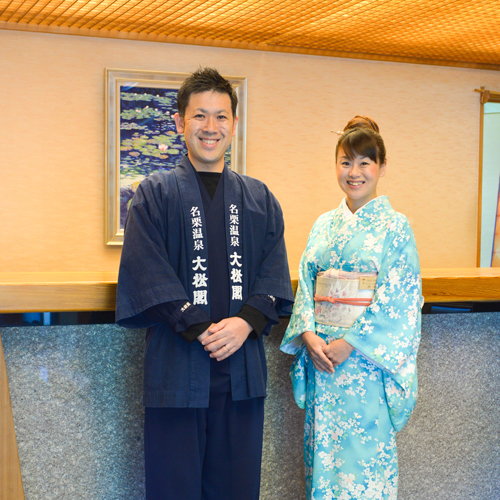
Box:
[201,317,252,361]
[197,325,214,343]
[322,338,354,368]
[302,331,334,374]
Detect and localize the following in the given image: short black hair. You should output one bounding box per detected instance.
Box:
[177,67,238,118]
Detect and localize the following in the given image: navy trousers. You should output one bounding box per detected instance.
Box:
[144,392,265,500]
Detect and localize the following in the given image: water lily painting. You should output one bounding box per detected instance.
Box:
[105,69,247,245]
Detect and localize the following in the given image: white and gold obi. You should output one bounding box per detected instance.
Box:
[314,269,378,328]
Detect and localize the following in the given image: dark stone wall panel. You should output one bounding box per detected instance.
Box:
[2,313,500,499]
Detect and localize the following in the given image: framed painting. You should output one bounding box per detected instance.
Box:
[477,88,500,266]
[105,68,247,245]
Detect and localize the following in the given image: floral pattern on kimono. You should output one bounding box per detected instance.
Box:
[280,196,423,500]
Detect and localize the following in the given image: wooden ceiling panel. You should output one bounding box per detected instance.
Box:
[1,0,500,69]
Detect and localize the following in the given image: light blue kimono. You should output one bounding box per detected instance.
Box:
[281,196,423,500]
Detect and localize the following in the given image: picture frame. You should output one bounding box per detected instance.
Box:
[105,68,247,245]
[477,88,500,266]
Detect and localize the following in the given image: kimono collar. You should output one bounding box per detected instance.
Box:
[341,196,392,221]
[318,195,395,273]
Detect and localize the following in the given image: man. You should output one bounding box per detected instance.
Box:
[116,68,294,500]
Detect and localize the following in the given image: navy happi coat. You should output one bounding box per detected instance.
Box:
[116,156,294,408]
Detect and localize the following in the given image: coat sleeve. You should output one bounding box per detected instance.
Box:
[247,188,295,316]
[342,216,423,430]
[115,178,209,329]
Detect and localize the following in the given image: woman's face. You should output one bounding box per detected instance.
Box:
[336,147,386,213]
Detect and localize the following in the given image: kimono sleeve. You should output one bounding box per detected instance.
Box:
[116,178,191,328]
[343,216,423,430]
[280,213,330,354]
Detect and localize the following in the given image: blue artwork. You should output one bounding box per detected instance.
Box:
[118,85,232,228]
[119,86,185,228]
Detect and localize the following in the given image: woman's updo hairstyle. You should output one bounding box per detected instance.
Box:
[336,116,386,165]
[343,115,380,134]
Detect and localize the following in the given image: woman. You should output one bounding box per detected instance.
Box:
[281,118,422,499]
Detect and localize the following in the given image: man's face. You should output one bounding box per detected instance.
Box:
[174,90,238,172]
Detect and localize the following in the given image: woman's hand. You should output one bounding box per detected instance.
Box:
[302,331,335,374]
[322,338,354,368]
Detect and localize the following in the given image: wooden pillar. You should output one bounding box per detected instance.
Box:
[0,330,24,500]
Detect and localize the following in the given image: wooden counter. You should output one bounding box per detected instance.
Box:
[1,267,500,500]
[0,272,118,313]
[1,269,500,313]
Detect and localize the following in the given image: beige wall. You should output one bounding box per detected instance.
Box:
[2,29,500,274]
